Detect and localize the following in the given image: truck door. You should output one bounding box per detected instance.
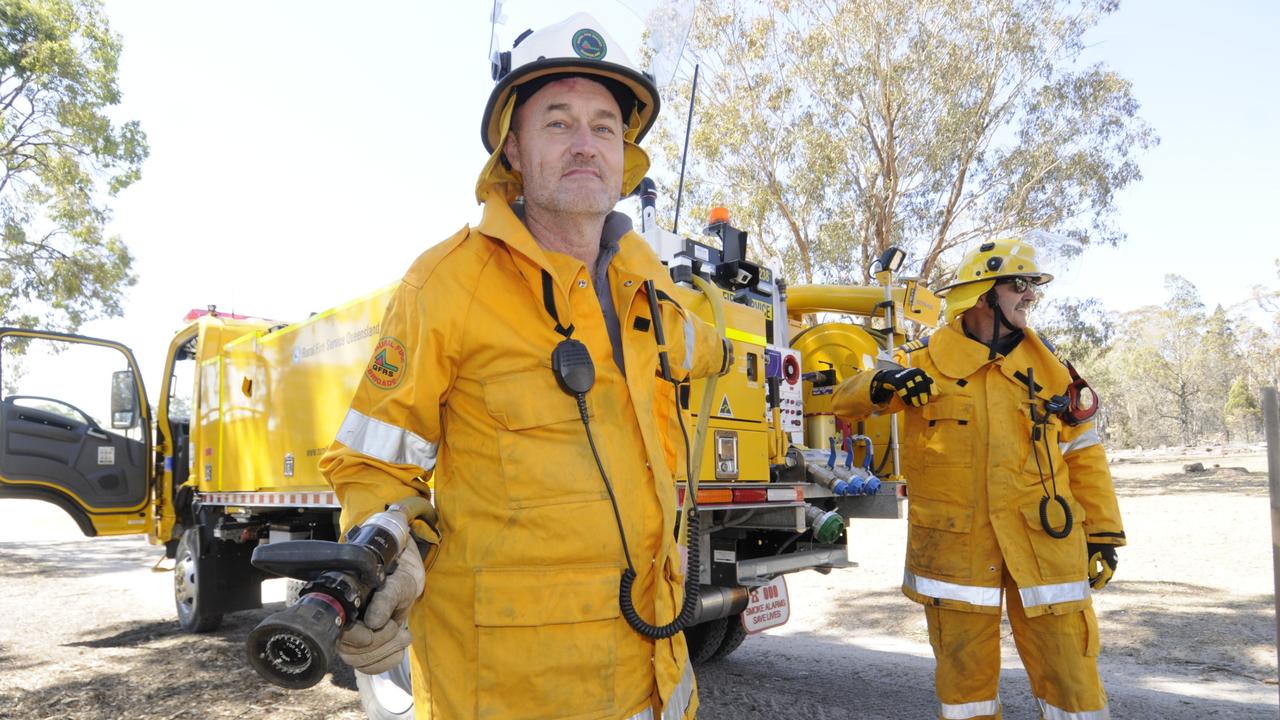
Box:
[0,328,152,536]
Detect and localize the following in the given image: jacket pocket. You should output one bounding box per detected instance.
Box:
[1019,498,1087,583]
[907,500,974,580]
[921,396,974,469]
[474,564,620,720]
[483,367,607,509]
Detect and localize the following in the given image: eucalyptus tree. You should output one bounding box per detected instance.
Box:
[1,0,147,332]
[646,0,1155,284]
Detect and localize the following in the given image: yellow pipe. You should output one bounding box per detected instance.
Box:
[686,275,725,538]
[786,285,901,319]
[770,405,786,463]
[788,283,942,328]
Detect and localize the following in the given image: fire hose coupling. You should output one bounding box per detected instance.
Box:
[846,435,881,495]
[245,496,439,689]
[804,503,845,544]
[810,441,879,496]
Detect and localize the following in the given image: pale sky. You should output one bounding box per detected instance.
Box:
[72,0,1279,393]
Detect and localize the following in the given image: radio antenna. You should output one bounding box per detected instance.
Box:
[487,0,506,62]
[671,62,699,235]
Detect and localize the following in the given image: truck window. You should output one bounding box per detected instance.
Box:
[169,351,195,423]
[0,335,145,443]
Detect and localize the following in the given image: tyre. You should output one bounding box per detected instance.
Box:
[682,617,728,665]
[356,652,415,720]
[173,527,223,632]
[710,612,749,661]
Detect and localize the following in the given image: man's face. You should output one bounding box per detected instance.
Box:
[503,77,625,218]
[990,276,1040,329]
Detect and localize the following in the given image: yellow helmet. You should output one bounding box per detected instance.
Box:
[937,238,1053,323]
[476,13,659,204]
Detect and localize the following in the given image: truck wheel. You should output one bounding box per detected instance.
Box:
[710,613,749,661]
[174,528,223,632]
[356,653,415,720]
[683,617,728,665]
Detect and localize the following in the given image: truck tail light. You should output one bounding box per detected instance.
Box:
[696,488,733,505]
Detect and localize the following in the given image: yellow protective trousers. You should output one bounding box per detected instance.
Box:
[923,570,1109,720]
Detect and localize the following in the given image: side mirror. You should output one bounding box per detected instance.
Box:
[110,369,138,429]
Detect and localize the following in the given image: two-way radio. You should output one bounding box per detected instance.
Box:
[1025,366,1073,540]
[541,269,701,639]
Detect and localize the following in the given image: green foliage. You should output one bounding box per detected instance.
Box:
[644,0,1155,284]
[0,0,146,332]
[1076,274,1279,448]
[1223,376,1261,442]
[1035,296,1113,364]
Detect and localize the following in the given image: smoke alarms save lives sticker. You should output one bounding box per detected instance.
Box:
[741,575,790,633]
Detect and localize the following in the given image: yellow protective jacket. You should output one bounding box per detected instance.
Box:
[320,196,725,720]
[833,319,1125,619]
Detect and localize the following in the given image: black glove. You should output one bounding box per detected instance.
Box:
[1087,543,1118,590]
[870,368,937,407]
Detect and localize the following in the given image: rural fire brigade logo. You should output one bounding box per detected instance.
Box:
[571,28,607,60]
[365,337,406,389]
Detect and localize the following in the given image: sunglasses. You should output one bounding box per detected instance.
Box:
[996,276,1037,294]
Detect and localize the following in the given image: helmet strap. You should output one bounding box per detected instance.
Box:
[982,287,1021,360]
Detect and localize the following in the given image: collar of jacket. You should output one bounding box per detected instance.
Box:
[930,318,1069,399]
[474,191,654,320]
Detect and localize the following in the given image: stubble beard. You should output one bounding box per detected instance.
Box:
[523,162,619,218]
[526,185,616,217]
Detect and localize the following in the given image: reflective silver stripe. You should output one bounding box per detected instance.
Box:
[1059,427,1101,456]
[1019,579,1089,608]
[625,707,655,720]
[904,569,1002,607]
[682,317,695,372]
[335,409,438,471]
[941,696,1000,719]
[1038,697,1110,720]
[661,660,696,720]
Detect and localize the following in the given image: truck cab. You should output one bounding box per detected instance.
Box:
[0,311,273,545]
[1,287,393,628]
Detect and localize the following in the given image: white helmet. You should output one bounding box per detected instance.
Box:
[481,12,660,154]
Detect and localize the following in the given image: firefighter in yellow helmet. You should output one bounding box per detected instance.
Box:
[319,13,729,720]
[833,238,1125,719]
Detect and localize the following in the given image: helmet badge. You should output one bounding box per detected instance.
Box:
[571,28,607,60]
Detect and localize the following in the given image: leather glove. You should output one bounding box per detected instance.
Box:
[1087,543,1118,590]
[870,368,937,407]
[337,537,425,674]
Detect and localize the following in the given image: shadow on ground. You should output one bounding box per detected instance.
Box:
[1110,467,1268,498]
[764,578,1278,718]
[0,535,158,579]
[695,622,1278,720]
[1,603,362,720]
[1098,581,1277,684]
[816,578,1277,683]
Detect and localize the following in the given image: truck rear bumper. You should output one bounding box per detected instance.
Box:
[736,545,851,585]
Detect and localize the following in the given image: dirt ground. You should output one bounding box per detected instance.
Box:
[1,447,1277,719]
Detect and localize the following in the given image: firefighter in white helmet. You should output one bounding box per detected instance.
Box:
[321,12,728,720]
[832,238,1125,719]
